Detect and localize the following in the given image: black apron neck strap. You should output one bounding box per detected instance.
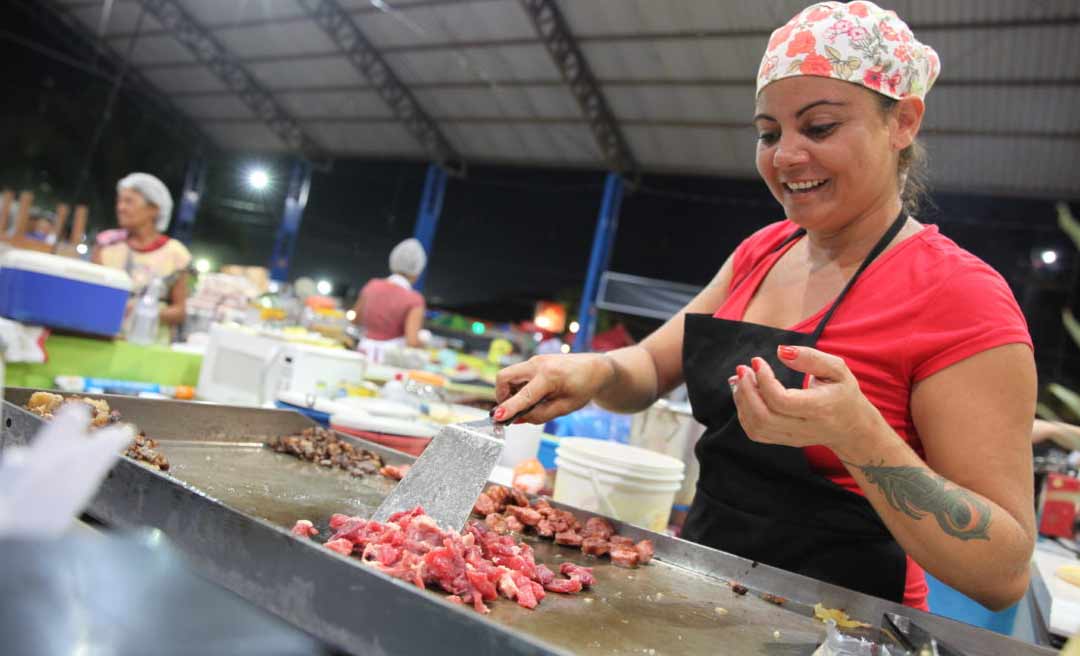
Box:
[809,210,908,340]
[730,225,809,293]
[773,226,807,253]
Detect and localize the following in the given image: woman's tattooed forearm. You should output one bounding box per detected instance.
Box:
[849,461,991,541]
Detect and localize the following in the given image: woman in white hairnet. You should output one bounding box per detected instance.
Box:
[94,173,192,340]
[351,238,427,355]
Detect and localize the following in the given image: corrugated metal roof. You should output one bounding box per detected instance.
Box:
[49,0,1080,197]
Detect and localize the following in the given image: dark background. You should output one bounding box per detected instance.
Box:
[2,6,1076,390]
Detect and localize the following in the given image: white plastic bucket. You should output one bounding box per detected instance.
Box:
[553,438,685,532]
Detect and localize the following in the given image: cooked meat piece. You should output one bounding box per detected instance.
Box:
[379,464,410,481]
[730,582,749,595]
[123,431,170,471]
[610,546,640,569]
[504,515,525,534]
[485,485,511,512]
[269,427,384,477]
[581,537,610,557]
[762,593,786,605]
[608,535,635,547]
[352,460,379,476]
[634,539,655,565]
[27,392,122,431]
[508,488,530,507]
[82,398,113,427]
[554,531,583,547]
[505,504,542,527]
[473,492,497,517]
[550,514,574,534]
[26,391,64,417]
[535,519,555,538]
[484,513,509,534]
[28,394,171,470]
[560,563,596,588]
[583,516,615,540]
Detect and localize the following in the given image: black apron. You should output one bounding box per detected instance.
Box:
[681,212,909,602]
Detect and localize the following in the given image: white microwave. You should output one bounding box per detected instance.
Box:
[197,324,366,407]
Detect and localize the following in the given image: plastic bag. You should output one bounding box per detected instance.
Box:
[544,403,632,443]
[815,620,894,656]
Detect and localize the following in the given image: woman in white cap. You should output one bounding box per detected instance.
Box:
[94,173,192,337]
[351,238,428,352]
[494,2,1035,611]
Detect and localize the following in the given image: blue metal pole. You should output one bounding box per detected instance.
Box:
[412,163,448,292]
[172,156,206,245]
[574,172,624,352]
[269,159,313,282]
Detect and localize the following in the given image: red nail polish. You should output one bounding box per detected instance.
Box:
[751,358,762,372]
[737,365,749,379]
[778,345,798,361]
[493,407,507,421]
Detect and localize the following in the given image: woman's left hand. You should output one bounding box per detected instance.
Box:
[731,345,886,456]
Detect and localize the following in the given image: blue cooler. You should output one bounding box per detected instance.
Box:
[0,250,132,337]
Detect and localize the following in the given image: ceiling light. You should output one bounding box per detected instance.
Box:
[248,168,269,191]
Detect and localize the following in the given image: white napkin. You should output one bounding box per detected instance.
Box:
[0,403,133,538]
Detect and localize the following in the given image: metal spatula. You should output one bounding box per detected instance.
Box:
[371,417,506,532]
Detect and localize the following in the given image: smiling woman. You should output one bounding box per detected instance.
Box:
[492,0,1036,614]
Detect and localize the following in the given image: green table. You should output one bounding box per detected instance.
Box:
[6,335,202,391]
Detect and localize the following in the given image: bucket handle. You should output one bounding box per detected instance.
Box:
[587,466,621,521]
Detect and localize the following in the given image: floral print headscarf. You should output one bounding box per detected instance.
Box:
[757,1,940,101]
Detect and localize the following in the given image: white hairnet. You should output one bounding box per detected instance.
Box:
[117,172,173,233]
[388,238,427,277]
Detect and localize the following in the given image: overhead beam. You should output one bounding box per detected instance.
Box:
[100,14,1080,48]
[79,0,509,39]
[518,0,638,181]
[167,77,1080,99]
[133,0,329,164]
[296,0,464,176]
[20,0,211,150]
[195,116,1080,140]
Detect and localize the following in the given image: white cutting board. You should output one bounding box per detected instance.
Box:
[334,396,420,419]
[331,412,438,439]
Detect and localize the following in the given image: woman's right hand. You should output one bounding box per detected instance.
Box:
[493,353,617,425]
